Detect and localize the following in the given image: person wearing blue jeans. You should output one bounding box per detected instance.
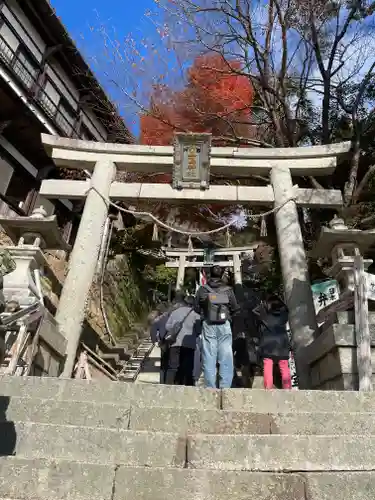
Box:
[201,320,234,388]
[195,266,239,389]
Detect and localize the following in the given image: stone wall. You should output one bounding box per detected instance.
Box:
[304,312,375,390]
[32,339,64,377]
[34,310,67,377]
[43,250,106,339]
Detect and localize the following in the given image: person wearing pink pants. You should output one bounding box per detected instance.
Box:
[256,294,292,390]
[263,358,291,389]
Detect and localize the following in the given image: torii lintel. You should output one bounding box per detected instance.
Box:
[41,134,351,176]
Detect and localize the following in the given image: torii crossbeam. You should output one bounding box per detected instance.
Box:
[39,133,351,384]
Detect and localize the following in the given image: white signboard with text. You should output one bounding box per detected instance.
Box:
[311,280,341,315]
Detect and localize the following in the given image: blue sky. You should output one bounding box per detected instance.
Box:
[51,0,154,48]
[51,0,156,134]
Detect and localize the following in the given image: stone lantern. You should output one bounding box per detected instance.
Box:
[311,215,375,296]
[0,206,71,307]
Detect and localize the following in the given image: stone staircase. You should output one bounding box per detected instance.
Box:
[0,376,375,499]
[81,322,152,377]
[119,337,155,381]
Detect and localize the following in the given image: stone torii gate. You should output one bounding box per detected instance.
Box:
[39,133,350,383]
[164,246,258,288]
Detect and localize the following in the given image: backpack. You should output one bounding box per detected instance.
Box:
[162,308,193,346]
[204,285,230,324]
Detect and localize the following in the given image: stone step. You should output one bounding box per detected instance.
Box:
[222,388,375,413]
[0,457,114,500]
[187,434,375,471]
[0,459,374,500]
[4,376,375,413]
[114,468,375,500]
[0,396,131,428]
[98,346,130,361]
[100,353,120,363]
[114,341,130,349]
[124,365,142,372]
[0,423,185,466]
[129,406,375,435]
[0,376,219,409]
[2,396,375,435]
[119,375,137,381]
[2,420,375,471]
[114,360,128,368]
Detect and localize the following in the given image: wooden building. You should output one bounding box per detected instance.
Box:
[0,0,131,243]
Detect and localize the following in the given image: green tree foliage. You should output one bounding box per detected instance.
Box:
[143,264,177,286]
[103,254,150,338]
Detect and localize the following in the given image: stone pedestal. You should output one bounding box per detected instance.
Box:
[304,314,375,390]
[2,246,44,306]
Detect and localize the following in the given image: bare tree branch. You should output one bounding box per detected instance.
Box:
[352,165,375,204]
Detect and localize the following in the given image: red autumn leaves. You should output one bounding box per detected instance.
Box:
[140,54,254,151]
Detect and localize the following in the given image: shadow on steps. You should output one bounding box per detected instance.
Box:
[0,396,16,456]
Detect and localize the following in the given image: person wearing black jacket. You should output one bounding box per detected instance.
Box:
[195,266,239,389]
[256,294,292,390]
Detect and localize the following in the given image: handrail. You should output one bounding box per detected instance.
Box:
[80,342,119,379]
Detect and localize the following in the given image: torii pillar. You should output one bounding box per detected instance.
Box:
[58,160,115,377]
[271,166,317,388]
[39,134,350,382]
